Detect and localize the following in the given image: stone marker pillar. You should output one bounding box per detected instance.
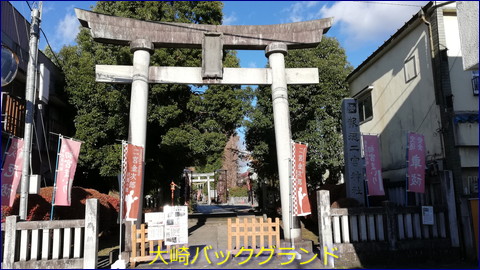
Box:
[266,42,300,240]
[341,99,365,205]
[129,39,153,225]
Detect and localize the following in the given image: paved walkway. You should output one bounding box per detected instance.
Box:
[134,205,324,269]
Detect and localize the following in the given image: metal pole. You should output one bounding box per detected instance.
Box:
[265,42,300,240]
[50,135,62,220]
[19,4,42,220]
[207,177,211,205]
[405,132,409,206]
[119,141,125,258]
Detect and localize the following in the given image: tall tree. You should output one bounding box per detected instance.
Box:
[245,37,353,190]
[51,1,250,194]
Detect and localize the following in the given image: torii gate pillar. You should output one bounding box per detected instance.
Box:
[129,39,153,223]
[266,43,300,239]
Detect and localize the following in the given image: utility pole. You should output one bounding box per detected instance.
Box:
[19,2,42,220]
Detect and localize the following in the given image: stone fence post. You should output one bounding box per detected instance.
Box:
[83,198,99,269]
[382,201,398,251]
[3,215,19,269]
[439,170,460,247]
[317,190,334,268]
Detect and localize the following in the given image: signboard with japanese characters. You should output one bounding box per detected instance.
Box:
[122,143,144,221]
[54,137,82,206]
[164,206,188,245]
[341,99,365,205]
[362,135,385,196]
[1,137,24,206]
[292,142,311,216]
[407,132,426,193]
[145,212,165,240]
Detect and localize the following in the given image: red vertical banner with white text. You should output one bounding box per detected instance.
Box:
[54,138,82,206]
[1,138,24,206]
[122,143,143,221]
[292,142,311,216]
[407,132,426,193]
[362,135,385,196]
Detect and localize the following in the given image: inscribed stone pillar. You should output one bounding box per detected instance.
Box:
[341,98,365,205]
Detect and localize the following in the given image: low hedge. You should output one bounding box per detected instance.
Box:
[1,186,120,235]
[229,186,248,197]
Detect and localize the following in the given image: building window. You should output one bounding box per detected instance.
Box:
[472,70,479,96]
[354,85,373,124]
[358,93,373,123]
[404,55,417,83]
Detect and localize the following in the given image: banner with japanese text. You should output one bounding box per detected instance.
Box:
[362,135,385,196]
[122,143,143,221]
[407,132,426,193]
[54,138,82,206]
[292,142,311,216]
[1,138,24,206]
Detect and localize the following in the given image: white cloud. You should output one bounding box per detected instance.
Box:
[223,12,238,25]
[247,62,257,68]
[41,3,54,15]
[284,1,321,22]
[317,1,428,46]
[55,12,80,48]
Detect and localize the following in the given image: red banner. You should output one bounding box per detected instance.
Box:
[122,143,143,221]
[1,138,24,206]
[407,133,426,193]
[362,135,385,196]
[54,138,82,206]
[292,142,311,216]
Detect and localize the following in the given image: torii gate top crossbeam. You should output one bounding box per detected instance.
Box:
[75,8,332,50]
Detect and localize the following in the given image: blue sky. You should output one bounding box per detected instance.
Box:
[11,1,428,68]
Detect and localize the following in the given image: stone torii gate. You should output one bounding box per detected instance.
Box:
[75,8,332,241]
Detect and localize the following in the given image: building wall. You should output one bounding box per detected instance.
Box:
[442,11,479,170]
[349,22,443,182]
[456,1,479,71]
[443,12,479,112]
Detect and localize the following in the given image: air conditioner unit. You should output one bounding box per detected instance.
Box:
[38,64,50,103]
[29,174,40,194]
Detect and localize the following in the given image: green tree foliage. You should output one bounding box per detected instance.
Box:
[245,37,353,189]
[51,1,250,193]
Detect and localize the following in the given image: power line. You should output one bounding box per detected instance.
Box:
[25,1,32,11]
[25,1,64,70]
[41,31,64,70]
[353,1,425,7]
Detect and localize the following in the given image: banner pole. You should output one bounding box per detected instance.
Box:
[48,131,84,143]
[289,141,302,260]
[1,135,12,168]
[405,132,409,206]
[289,156,294,250]
[119,140,126,259]
[50,135,62,220]
[365,168,370,208]
[362,134,369,207]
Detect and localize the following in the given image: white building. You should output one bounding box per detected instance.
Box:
[346,1,477,259]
